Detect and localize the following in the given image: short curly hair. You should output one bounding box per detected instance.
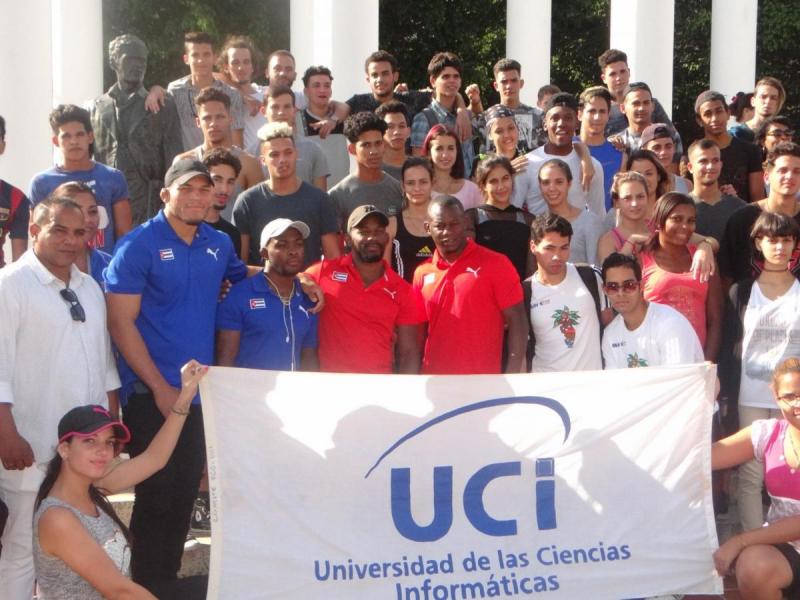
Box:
[343,111,386,143]
[108,34,147,68]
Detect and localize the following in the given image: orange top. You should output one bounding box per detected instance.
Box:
[640,245,708,346]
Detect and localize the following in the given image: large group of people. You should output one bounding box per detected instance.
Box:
[0,27,798,600]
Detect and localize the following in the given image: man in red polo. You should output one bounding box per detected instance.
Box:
[305,205,422,373]
[413,196,527,374]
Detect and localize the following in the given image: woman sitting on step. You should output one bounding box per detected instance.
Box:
[713,356,800,599]
[33,360,207,600]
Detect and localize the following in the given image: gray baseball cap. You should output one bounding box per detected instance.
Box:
[164,158,213,188]
[259,218,311,249]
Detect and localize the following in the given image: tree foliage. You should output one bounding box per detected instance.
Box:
[672,0,711,144]
[757,0,800,126]
[102,0,289,89]
[103,0,798,149]
[549,0,609,96]
[379,0,506,104]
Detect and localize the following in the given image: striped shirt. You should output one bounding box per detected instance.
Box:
[167,75,246,150]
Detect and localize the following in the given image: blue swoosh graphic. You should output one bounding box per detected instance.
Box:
[364,396,570,478]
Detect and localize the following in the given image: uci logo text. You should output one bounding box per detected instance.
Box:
[364,396,570,543]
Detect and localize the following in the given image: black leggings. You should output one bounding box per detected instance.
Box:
[773,543,800,598]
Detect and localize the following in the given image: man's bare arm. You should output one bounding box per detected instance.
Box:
[502,302,528,373]
[0,403,33,470]
[395,324,422,374]
[112,200,133,239]
[321,233,342,260]
[107,292,178,416]
[215,330,241,367]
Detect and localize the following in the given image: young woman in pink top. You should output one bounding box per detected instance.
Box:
[424,125,483,210]
[597,171,653,266]
[638,192,723,361]
[604,150,670,231]
[713,357,800,599]
[605,151,717,283]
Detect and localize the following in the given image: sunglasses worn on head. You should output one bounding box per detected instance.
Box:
[603,279,640,293]
[60,288,86,323]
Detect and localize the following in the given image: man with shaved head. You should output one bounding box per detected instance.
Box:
[413,196,527,374]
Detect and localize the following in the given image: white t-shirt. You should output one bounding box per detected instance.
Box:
[432,180,483,211]
[529,264,606,372]
[243,84,268,151]
[739,280,800,409]
[245,89,307,157]
[0,252,119,462]
[569,209,605,267]
[511,164,535,212]
[521,147,605,217]
[602,301,703,369]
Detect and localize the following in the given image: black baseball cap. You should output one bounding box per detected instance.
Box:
[164,158,213,188]
[640,124,672,147]
[694,90,728,116]
[347,205,389,231]
[58,405,131,445]
[622,81,652,101]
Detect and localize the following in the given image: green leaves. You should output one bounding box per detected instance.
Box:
[102,0,797,145]
[102,0,289,89]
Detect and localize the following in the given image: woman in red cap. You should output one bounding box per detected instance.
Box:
[32,360,207,599]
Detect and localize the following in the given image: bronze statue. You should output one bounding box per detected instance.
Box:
[90,34,183,225]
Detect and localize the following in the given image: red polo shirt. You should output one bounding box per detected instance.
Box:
[305,254,424,373]
[413,239,523,374]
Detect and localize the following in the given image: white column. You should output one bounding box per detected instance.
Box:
[610,0,675,118]
[506,0,551,108]
[51,0,104,107]
[0,0,104,191]
[710,0,757,100]
[289,0,315,91]
[0,2,55,190]
[291,0,379,102]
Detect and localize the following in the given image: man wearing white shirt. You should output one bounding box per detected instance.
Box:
[217,36,267,151]
[0,197,120,598]
[600,252,703,368]
[522,92,605,217]
[525,214,612,373]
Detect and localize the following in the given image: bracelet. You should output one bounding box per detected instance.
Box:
[170,406,190,416]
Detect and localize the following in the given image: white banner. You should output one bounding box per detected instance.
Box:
[200,364,722,599]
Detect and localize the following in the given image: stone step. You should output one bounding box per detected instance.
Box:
[109,492,134,527]
[109,492,210,578]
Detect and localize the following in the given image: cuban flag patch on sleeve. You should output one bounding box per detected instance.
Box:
[249,298,267,309]
[159,248,175,261]
[332,271,348,283]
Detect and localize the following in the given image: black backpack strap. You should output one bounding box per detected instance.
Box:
[422,107,438,132]
[575,264,604,333]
